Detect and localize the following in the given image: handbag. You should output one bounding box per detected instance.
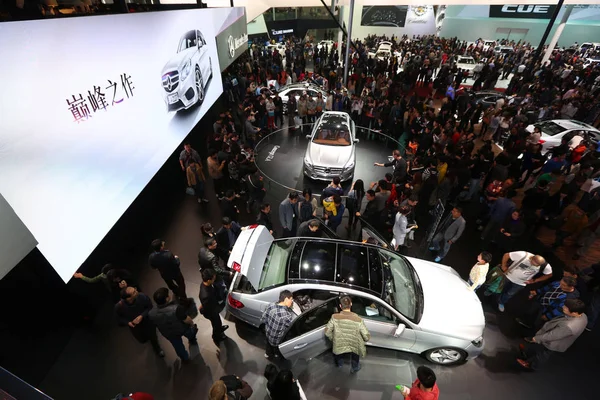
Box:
[185,186,195,196]
[484,265,506,294]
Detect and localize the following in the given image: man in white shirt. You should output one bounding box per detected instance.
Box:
[497,251,553,312]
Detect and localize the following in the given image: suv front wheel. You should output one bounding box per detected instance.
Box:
[423,347,467,365]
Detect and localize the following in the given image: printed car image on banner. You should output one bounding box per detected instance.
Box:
[0,8,243,282]
[215,7,248,71]
[361,6,408,27]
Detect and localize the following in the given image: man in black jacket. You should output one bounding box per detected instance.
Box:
[148,288,198,361]
[356,190,380,229]
[199,269,229,344]
[297,219,321,237]
[221,190,240,222]
[198,238,221,272]
[374,149,407,183]
[148,239,186,300]
[115,287,164,357]
[216,217,242,264]
[256,203,273,235]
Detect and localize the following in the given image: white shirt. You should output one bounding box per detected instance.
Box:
[506,251,552,286]
[468,262,489,290]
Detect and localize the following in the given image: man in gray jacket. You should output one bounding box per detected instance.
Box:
[517,298,587,370]
[279,192,299,237]
[429,206,466,262]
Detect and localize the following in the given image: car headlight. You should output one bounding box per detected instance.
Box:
[346,161,355,169]
[181,59,192,81]
[304,159,313,169]
[471,335,484,348]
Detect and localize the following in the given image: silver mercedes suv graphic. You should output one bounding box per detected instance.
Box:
[304,111,358,182]
[161,30,213,112]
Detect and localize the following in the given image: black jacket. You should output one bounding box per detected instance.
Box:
[221,198,239,222]
[216,223,242,251]
[256,211,273,232]
[148,250,180,278]
[198,247,220,271]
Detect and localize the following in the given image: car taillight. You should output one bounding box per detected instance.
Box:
[247,224,258,229]
[538,139,545,144]
[232,261,241,272]
[228,294,244,309]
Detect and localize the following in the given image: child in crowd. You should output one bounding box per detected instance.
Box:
[468,251,492,291]
[396,366,440,400]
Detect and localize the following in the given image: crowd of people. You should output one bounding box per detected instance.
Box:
[67,30,600,399]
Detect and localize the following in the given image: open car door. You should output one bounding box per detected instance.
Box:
[355,217,392,249]
[313,216,339,239]
[278,297,339,361]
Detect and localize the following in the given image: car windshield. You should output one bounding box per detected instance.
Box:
[178,31,198,53]
[378,249,419,320]
[535,121,568,136]
[459,58,475,64]
[313,124,351,146]
[258,240,293,290]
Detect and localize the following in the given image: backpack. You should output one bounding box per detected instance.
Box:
[299,200,313,222]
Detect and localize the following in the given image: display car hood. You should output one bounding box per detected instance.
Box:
[307,142,353,168]
[409,258,485,340]
[161,47,196,73]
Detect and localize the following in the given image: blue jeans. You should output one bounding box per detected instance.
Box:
[432,233,452,259]
[468,178,481,200]
[167,324,198,361]
[468,279,482,290]
[498,279,524,306]
[334,352,360,370]
[194,181,205,199]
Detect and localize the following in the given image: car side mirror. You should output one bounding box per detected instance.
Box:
[394,323,406,337]
[354,139,360,144]
[306,135,311,139]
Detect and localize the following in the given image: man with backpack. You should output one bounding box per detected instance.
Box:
[298,188,318,223]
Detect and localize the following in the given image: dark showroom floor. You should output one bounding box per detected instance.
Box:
[37,123,598,400]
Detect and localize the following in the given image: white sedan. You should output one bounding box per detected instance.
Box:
[526,119,600,155]
[225,224,485,365]
[456,56,476,76]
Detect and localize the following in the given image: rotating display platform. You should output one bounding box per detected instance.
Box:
[255,123,401,195]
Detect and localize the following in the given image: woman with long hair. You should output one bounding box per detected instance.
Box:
[346,179,365,231]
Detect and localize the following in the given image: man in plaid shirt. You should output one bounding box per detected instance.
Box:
[261,290,295,360]
[517,276,579,331]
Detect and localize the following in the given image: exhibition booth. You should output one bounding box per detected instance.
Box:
[255,122,401,196]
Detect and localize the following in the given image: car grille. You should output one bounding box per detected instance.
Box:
[313,166,344,175]
[162,71,179,93]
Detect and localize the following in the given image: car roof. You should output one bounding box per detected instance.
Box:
[554,119,600,131]
[285,237,387,297]
[320,112,350,127]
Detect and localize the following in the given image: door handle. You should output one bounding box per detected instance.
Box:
[293,343,308,350]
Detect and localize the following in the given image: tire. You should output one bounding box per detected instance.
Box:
[282,103,288,115]
[423,347,467,366]
[195,65,205,103]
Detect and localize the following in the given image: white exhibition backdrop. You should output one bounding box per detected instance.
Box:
[0,8,241,282]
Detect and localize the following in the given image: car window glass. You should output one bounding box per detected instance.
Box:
[259,240,294,290]
[348,295,396,323]
[288,241,305,280]
[336,244,369,290]
[378,249,417,320]
[292,289,337,314]
[368,248,383,294]
[299,241,336,281]
[282,299,339,342]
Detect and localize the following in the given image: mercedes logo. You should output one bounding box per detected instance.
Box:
[165,75,173,91]
[325,168,331,173]
[227,35,235,58]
